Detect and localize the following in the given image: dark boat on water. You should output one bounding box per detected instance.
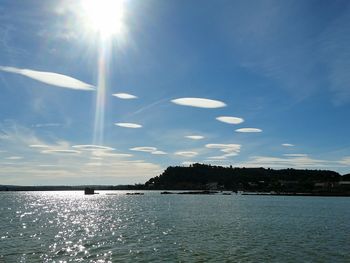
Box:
[84,187,95,195]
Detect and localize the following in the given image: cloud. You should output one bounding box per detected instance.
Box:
[236,128,262,133]
[171,98,226,108]
[182,161,195,166]
[175,151,198,157]
[206,143,241,159]
[151,151,167,155]
[338,157,350,166]
[0,66,95,91]
[283,154,308,157]
[5,156,23,160]
[33,123,62,128]
[282,143,295,147]
[112,93,138,99]
[41,149,81,154]
[239,156,333,169]
[130,147,157,152]
[29,144,50,148]
[115,123,142,128]
[185,135,205,140]
[91,151,132,158]
[206,143,241,151]
[72,144,115,151]
[216,116,244,124]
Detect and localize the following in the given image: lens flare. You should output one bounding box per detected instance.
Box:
[80,0,125,38]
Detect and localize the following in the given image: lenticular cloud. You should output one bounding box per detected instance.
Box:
[216,116,244,124]
[235,128,262,133]
[171,98,226,108]
[185,135,205,140]
[112,93,138,99]
[115,123,142,128]
[0,66,94,91]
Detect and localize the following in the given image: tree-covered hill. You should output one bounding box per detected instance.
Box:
[145,163,348,193]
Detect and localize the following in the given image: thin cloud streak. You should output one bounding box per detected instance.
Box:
[130,147,157,152]
[282,143,295,147]
[112,93,138,99]
[175,151,199,157]
[0,66,95,90]
[115,123,142,128]
[185,135,205,140]
[236,128,262,133]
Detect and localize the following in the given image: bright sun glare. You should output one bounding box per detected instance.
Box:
[80,0,125,38]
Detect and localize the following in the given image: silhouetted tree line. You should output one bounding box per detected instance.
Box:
[145,163,349,193]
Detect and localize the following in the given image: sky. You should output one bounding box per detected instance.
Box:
[0,0,350,185]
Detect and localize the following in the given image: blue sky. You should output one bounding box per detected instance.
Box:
[0,0,350,185]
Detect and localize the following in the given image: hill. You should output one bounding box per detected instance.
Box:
[145,163,349,193]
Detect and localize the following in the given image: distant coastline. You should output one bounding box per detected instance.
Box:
[2,164,350,196]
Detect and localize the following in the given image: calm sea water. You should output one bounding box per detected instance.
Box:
[0,191,349,262]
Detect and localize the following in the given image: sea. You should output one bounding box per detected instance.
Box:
[0,191,349,262]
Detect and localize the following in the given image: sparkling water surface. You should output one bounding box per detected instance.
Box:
[0,191,349,262]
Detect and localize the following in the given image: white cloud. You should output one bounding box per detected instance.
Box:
[112,93,138,99]
[236,128,262,133]
[151,151,167,155]
[185,135,205,140]
[282,143,295,147]
[206,143,241,151]
[182,161,195,166]
[338,157,350,166]
[283,154,308,157]
[205,143,241,159]
[130,147,157,152]
[171,98,226,108]
[72,144,115,151]
[33,123,62,128]
[115,123,142,128]
[0,66,95,91]
[175,151,198,157]
[5,156,23,160]
[91,150,132,158]
[29,144,50,148]
[41,149,81,154]
[216,116,244,124]
[239,156,332,169]
[85,162,103,166]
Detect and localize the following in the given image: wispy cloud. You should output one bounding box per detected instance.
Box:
[206,143,241,159]
[5,156,23,160]
[182,161,195,166]
[151,151,167,155]
[171,98,226,108]
[32,123,62,128]
[115,123,142,128]
[29,144,50,148]
[185,135,205,140]
[91,151,132,158]
[72,144,115,151]
[112,93,138,99]
[282,143,295,147]
[0,66,95,91]
[239,155,334,169]
[338,157,350,166]
[283,154,308,157]
[41,149,81,154]
[175,151,199,157]
[216,116,244,124]
[130,147,157,152]
[236,128,262,133]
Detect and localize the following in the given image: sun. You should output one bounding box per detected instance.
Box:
[80,0,125,38]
